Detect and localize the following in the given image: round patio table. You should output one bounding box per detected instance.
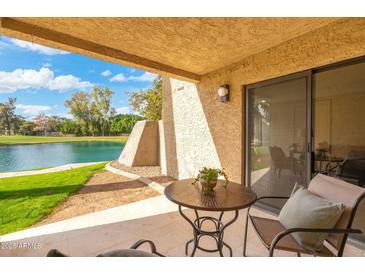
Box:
[164,179,257,257]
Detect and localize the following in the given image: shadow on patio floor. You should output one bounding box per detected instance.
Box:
[1,196,363,257]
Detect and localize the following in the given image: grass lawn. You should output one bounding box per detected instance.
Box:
[0,162,106,235]
[251,146,271,171]
[0,135,128,145]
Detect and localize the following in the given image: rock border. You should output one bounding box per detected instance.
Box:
[105,161,165,194]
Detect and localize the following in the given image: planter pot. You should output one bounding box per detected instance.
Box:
[200,178,218,192]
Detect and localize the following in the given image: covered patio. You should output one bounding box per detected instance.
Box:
[1,17,365,257]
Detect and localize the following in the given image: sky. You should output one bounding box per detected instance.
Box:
[0,35,157,119]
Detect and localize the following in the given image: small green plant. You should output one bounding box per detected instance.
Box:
[193,167,229,194]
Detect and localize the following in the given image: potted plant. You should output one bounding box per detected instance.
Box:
[193,167,229,195]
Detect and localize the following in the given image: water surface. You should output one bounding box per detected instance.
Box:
[0,141,125,172]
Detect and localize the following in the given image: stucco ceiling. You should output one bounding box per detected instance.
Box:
[0,17,339,81]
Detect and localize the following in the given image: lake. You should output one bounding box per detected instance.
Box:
[0,141,125,172]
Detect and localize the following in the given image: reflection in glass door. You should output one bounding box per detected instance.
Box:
[246,72,311,210]
[313,61,365,243]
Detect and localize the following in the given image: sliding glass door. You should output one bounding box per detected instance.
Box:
[246,72,311,210]
[245,59,365,244]
[313,60,365,243]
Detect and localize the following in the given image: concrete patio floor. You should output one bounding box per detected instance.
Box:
[0,195,364,257]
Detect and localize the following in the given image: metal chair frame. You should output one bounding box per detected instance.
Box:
[243,193,365,257]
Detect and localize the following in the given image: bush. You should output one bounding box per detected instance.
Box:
[110,114,143,134]
[59,119,81,135]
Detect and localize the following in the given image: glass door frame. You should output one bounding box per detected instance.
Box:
[244,70,313,188]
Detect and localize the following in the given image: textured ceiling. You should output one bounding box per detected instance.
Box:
[0,17,339,81]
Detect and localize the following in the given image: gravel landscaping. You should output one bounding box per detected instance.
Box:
[109,160,176,186]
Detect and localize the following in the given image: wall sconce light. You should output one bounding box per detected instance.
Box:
[218,84,230,102]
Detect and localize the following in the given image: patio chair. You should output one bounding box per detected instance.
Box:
[243,174,365,257]
[336,151,365,187]
[269,146,294,177]
[47,239,164,257]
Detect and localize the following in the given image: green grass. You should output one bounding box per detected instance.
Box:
[251,146,271,171]
[0,135,128,145]
[0,162,106,235]
[251,146,270,157]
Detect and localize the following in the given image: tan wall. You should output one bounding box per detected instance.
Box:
[163,18,365,183]
[161,79,222,179]
[118,120,159,167]
[158,120,167,174]
[162,78,179,178]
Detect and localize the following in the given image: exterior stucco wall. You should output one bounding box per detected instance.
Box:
[162,79,222,179]
[163,18,365,183]
[162,78,179,178]
[118,120,159,167]
[158,120,167,174]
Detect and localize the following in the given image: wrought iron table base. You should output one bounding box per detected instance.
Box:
[178,206,239,257]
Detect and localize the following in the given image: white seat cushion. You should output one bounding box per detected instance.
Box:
[279,183,344,252]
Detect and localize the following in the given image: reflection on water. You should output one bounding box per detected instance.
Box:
[0,142,125,172]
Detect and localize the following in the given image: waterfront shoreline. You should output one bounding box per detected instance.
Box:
[0,162,107,179]
[0,135,128,145]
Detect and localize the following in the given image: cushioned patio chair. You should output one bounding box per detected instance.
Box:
[336,151,365,187]
[47,239,164,257]
[269,146,295,177]
[243,174,365,257]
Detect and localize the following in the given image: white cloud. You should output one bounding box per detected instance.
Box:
[116,106,130,115]
[110,72,157,83]
[10,38,69,55]
[0,67,93,93]
[57,113,73,119]
[16,104,51,116]
[110,73,126,82]
[0,67,54,93]
[101,70,112,77]
[128,72,157,82]
[48,75,92,91]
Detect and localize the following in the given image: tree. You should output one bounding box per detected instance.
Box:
[18,120,36,136]
[0,98,17,135]
[11,115,26,135]
[49,115,67,132]
[33,114,57,136]
[91,86,115,136]
[65,92,93,135]
[253,99,270,124]
[110,114,143,134]
[59,119,80,135]
[64,87,117,136]
[129,76,162,120]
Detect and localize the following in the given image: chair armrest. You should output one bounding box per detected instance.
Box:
[129,239,164,257]
[335,163,344,176]
[269,227,362,256]
[248,196,290,215]
[255,196,290,202]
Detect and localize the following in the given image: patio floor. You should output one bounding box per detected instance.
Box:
[0,195,364,257]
